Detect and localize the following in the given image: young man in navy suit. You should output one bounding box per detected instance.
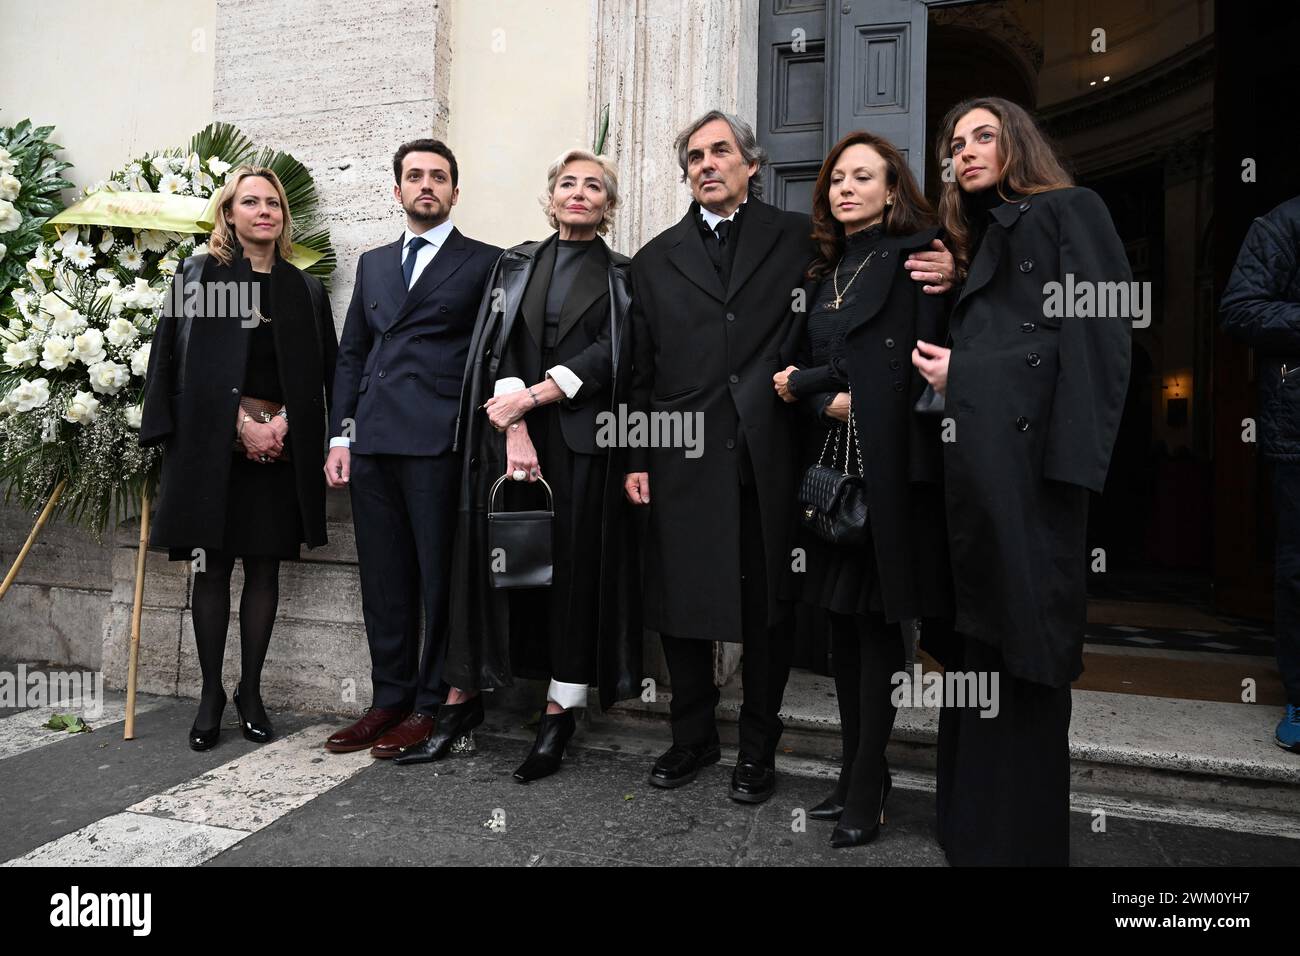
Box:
[323,139,501,758]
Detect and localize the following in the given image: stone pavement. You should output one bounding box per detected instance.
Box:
[2,686,1296,867]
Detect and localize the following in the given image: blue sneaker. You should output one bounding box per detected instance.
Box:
[1277,704,1300,753]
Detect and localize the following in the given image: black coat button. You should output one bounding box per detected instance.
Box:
[408,373,416,379]
[726,312,736,322]
[413,336,422,343]
[893,381,904,392]
[1019,200,1031,212]
[1020,322,1036,333]
[880,250,889,258]
[230,387,239,395]
[1019,259,1034,273]
[729,374,739,384]
[884,337,896,349]
[384,332,392,340]
[725,438,735,449]
[889,359,901,370]
[1026,352,1041,367]
[440,305,449,314]
[378,370,387,378]
[1016,416,1030,431]
[369,302,377,309]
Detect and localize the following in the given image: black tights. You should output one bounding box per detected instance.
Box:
[190,552,281,730]
[829,612,905,829]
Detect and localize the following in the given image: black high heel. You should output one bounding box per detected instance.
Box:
[829,768,892,848]
[189,687,227,751]
[808,785,847,821]
[513,709,577,783]
[233,686,274,744]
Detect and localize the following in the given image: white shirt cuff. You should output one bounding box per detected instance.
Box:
[494,376,526,397]
[546,365,583,400]
[546,679,589,709]
[329,437,351,449]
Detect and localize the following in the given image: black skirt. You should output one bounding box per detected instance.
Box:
[168,451,303,561]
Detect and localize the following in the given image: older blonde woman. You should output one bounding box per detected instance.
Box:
[140,166,337,751]
[397,149,641,780]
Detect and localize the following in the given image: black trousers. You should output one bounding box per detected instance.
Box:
[1274,461,1300,705]
[659,479,793,764]
[350,452,460,715]
[935,632,1073,866]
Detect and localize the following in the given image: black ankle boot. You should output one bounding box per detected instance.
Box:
[809,782,848,821]
[512,709,576,783]
[233,686,274,744]
[189,687,227,751]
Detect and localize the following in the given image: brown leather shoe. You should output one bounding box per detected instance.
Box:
[370,712,436,759]
[324,707,409,753]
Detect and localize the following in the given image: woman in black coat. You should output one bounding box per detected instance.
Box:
[774,131,952,847]
[912,97,1131,865]
[431,149,639,782]
[140,166,337,751]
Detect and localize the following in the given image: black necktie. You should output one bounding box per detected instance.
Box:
[713,219,732,247]
[403,235,429,289]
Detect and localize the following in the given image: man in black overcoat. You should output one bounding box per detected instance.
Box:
[321,140,501,758]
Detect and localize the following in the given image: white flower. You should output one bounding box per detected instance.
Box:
[39,336,76,371]
[124,403,143,429]
[181,152,201,175]
[52,227,79,253]
[95,277,122,314]
[137,230,169,253]
[130,342,151,377]
[73,328,107,365]
[31,244,54,270]
[192,170,215,195]
[8,377,51,413]
[105,317,138,348]
[0,175,18,202]
[149,154,175,177]
[37,291,73,327]
[63,390,100,425]
[63,242,95,269]
[158,172,188,195]
[4,339,37,369]
[0,242,6,263]
[117,246,144,271]
[157,256,178,276]
[126,170,150,192]
[207,156,231,177]
[50,308,87,337]
[191,242,210,257]
[0,199,20,233]
[0,147,13,176]
[98,229,116,253]
[87,360,130,395]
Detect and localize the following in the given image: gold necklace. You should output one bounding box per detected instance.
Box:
[830,249,877,310]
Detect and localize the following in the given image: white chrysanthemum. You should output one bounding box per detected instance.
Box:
[0,175,18,202]
[124,403,143,429]
[137,230,169,253]
[87,359,131,395]
[157,172,188,195]
[63,390,100,425]
[207,156,231,177]
[130,342,151,377]
[117,246,144,271]
[63,242,95,269]
[50,308,87,337]
[105,317,138,348]
[3,339,37,369]
[191,242,210,257]
[73,328,107,365]
[0,199,20,233]
[39,336,76,371]
[9,377,51,413]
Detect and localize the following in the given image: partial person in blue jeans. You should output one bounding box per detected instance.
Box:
[1221,193,1300,753]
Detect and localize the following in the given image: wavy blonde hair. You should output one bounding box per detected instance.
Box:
[539,149,619,236]
[207,165,295,266]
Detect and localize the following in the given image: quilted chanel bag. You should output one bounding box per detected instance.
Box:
[487,473,554,589]
[797,402,868,545]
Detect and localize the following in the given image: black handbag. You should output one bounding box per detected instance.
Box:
[797,404,868,545]
[487,474,554,589]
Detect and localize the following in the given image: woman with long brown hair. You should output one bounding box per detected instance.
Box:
[773,131,952,847]
[140,166,337,751]
[912,97,1131,865]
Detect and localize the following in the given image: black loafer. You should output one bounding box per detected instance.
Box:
[393,695,484,765]
[648,742,721,789]
[730,757,776,804]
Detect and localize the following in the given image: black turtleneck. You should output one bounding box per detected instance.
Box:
[788,223,885,399]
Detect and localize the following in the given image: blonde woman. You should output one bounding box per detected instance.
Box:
[403,149,640,779]
[140,166,337,751]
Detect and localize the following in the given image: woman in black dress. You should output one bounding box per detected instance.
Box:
[140,166,337,751]
[913,98,1130,865]
[775,131,952,847]
[430,149,639,781]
